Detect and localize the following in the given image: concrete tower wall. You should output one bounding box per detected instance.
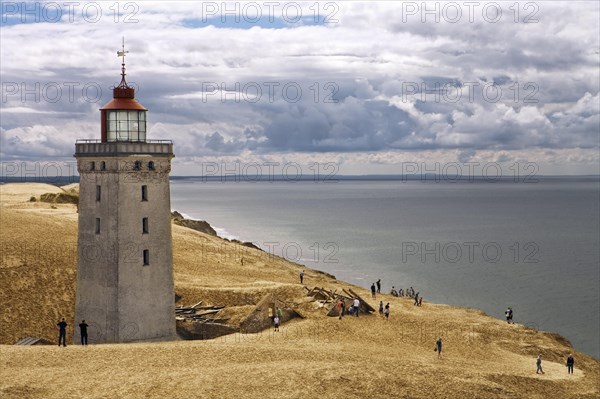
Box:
[74,142,176,343]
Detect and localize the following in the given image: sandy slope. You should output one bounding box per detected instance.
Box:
[0,183,598,399]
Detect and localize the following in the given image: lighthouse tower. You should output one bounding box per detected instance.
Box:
[73,42,176,343]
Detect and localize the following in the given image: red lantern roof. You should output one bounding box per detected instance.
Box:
[101,96,147,111]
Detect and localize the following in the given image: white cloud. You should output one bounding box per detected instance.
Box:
[1,1,598,174]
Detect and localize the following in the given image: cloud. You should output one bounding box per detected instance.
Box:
[0,1,598,174]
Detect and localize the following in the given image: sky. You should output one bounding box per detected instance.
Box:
[1,1,599,177]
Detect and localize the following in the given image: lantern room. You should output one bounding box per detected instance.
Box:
[100,40,148,143]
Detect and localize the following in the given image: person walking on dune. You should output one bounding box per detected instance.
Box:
[414,292,420,306]
[384,303,390,320]
[536,354,544,374]
[566,354,575,374]
[376,279,381,294]
[299,270,305,284]
[56,318,67,347]
[371,283,376,298]
[353,298,360,317]
[435,337,443,359]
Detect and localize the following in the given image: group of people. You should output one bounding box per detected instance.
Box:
[370,279,382,298]
[378,301,390,319]
[335,297,361,319]
[390,286,415,298]
[55,318,89,346]
[388,285,424,306]
[536,353,576,375]
[413,292,422,306]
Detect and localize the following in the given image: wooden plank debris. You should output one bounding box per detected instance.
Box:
[348,288,376,313]
[175,301,227,322]
[305,286,376,316]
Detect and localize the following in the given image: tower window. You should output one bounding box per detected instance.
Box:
[96,185,101,202]
[133,161,142,171]
[148,161,155,171]
[100,161,106,171]
[141,185,148,201]
[90,161,95,171]
[106,110,147,142]
[95,218,101,234]
[143,249,149,266]
[142,217,149,234]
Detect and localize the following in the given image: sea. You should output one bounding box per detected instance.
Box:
[170,177,600,359]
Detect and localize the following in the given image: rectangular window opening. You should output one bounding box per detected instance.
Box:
[142,217,149,234]
[96,185,101,202]
[95,218,101,234]
[143,249,149,266]
[141,185,148,201]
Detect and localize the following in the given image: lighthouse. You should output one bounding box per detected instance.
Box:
[73,41,176,343]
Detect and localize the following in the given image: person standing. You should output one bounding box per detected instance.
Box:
[414,292,420,306]
[57,318,67,347]
[379,301,384,316]
[78,320,89,346]
[337,299,344,320]
[435,337,443,359]
[384,303,390,320]
[299,270,305,284]
[418,297,423,306]
[566,354,575,374]
[353,298,360,317]
[340,300,346,318]
[277,307,283,321]
[273,316,280,332]
[536,354,544,374]
[376,279,381,294]
[371,283,376,298]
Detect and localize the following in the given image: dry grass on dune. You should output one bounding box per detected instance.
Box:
[0,183,331,344]
[1,183,599,399]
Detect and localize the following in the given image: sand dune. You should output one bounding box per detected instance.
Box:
[1,183,598,399]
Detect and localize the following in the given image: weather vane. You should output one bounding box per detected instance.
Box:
[117,37,129,87]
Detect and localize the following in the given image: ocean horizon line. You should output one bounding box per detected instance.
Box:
[1,174,599,184]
